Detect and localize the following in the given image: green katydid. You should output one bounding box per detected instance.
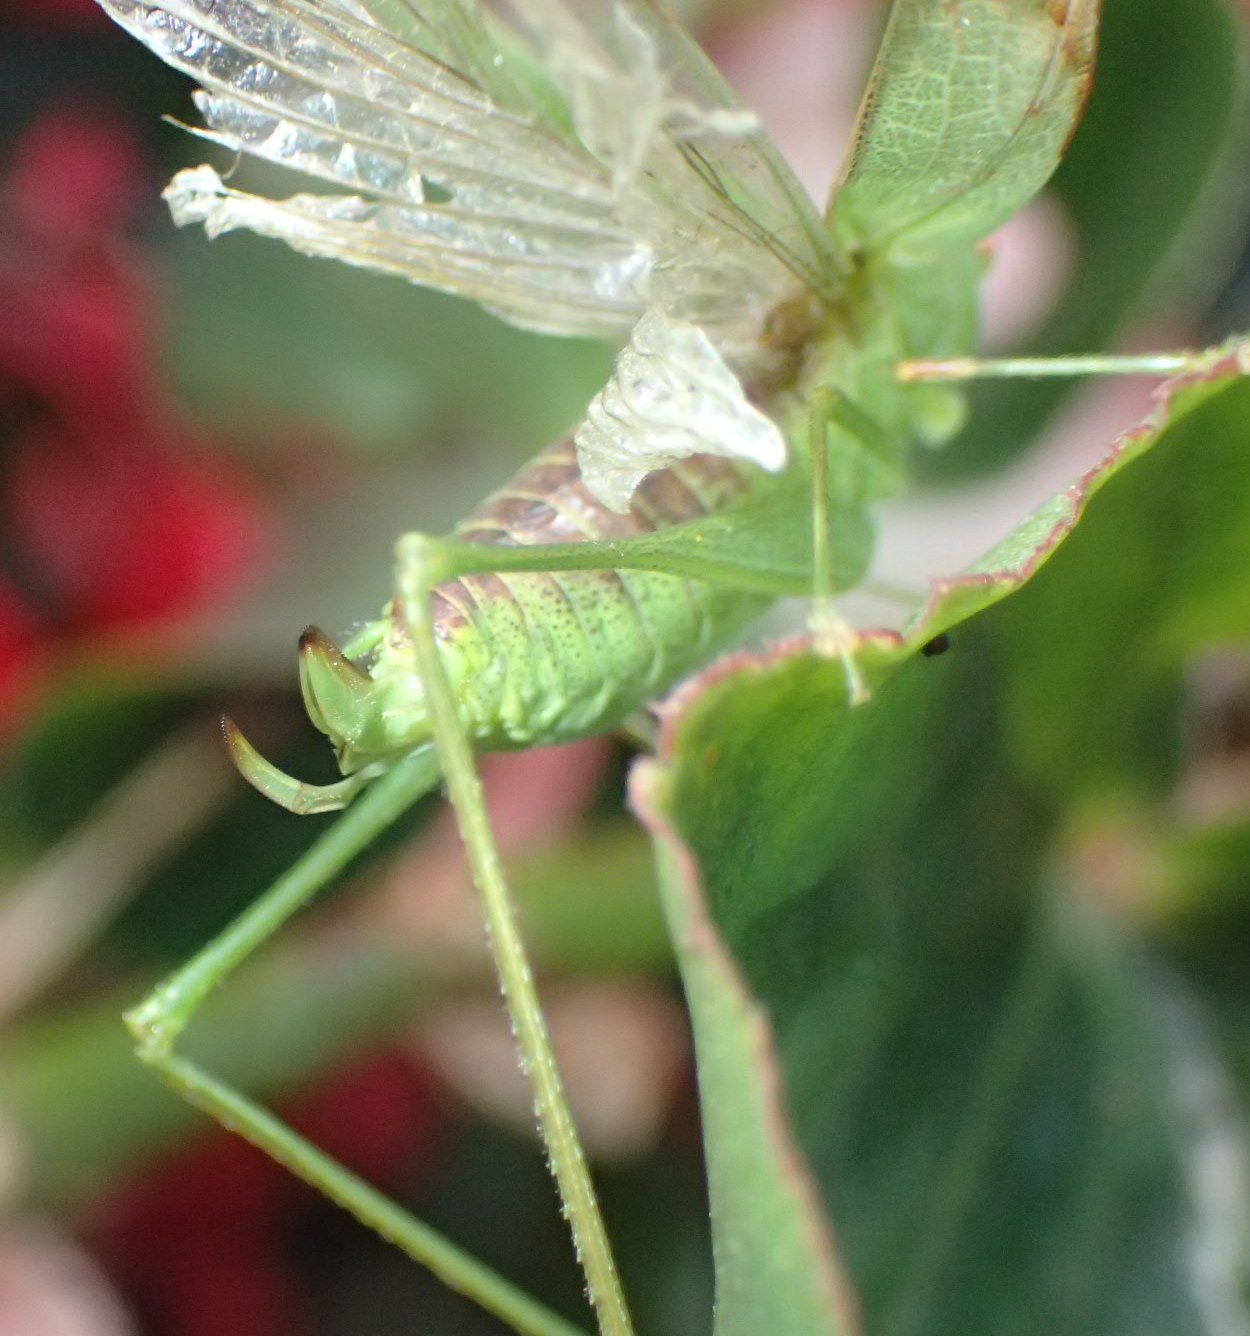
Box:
[89,1,1236,1332]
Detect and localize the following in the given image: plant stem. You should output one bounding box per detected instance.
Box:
[808,388,835,605]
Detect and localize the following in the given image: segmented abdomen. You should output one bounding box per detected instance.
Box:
[429,440,769,748]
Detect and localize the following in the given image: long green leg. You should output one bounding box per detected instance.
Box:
[896,349,1214,381]
[396,533,637,1336]
[807,387,837,608]
[125,749,589,1336]
[803,387,868,703]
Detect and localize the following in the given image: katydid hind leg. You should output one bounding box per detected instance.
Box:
[123,750,587,1336]
[394,532,637,1336]
[802,388,869,704]
[896,348,1226,382]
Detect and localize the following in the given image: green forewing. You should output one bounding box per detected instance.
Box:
[831,0,1100,261]
[926,0,1245,478]
[802,0,1100,478]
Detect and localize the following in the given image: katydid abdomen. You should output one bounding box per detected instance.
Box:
[257,440,775,812]
[427,440,772,746]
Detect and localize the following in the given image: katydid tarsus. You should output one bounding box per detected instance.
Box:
[91,0,1235,1331]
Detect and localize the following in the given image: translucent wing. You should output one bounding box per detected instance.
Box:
[596,0,843,297]
[575,308,787,511]
[99,0,843,372]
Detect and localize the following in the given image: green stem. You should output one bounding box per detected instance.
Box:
[802,390,867,704]
[397,534,636,1336]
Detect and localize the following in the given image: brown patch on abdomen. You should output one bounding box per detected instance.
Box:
[451,439,751,550]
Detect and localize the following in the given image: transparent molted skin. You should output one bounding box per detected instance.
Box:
[227,440,770,814]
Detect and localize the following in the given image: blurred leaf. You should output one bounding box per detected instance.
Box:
[162,219,613,459]
[926,0,1245,479]
[1152,818,1250,928]
[0,675,198,853]
[994,374,1250,802]
[0,675,359,970]
[514,823,673,974]
[0,940,421,1207]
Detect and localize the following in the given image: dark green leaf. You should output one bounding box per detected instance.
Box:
[992,373,1250,802]
[639,638,1227,1335]
[634,351,1250,1335]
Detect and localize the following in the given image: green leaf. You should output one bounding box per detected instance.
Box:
[813,0,1100,473]
[638,641,1232,1335]
[831,0,1099,262]
[991,371,1250,802]
[926,0,1245,478]
[634,743,860,1336]
[633,349,1250,1335]
[902,342,1250,648]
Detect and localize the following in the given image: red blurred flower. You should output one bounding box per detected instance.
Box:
[90,1052,444,1336]
[0,0,108,31]
[0,105,269,729]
